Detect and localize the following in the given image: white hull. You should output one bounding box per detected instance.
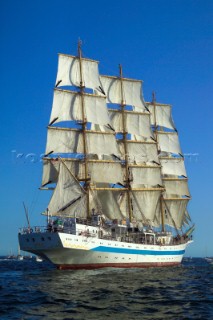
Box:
[18,231,191,270]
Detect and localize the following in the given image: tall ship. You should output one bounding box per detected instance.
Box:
[18,41,194,269]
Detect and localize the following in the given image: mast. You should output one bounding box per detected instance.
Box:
[78,40,90,219]
[119,64,132,222]
[100,73,164,225]
[152,91,157,140]
[152,91,165,232]
[44,45,125,220]
[147,93,191,232]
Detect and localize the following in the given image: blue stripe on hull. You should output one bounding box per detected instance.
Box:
[92,246,185,256]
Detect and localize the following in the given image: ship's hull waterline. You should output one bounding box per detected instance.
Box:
[18,231,191,270]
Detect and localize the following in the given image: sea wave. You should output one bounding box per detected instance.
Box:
[0,258,212,320]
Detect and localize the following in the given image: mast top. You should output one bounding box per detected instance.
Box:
[119,64,123,78]
[152,91,156,104]
[78,38,83,58]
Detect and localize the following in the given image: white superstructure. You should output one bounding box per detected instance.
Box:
[19,217,192,269]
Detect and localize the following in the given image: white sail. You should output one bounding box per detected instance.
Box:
[111,190,161,223]
[100,75,146,110]
[109,111,153,138]
[50,89,81,123]
[148,103,176,130]
[50,89,109,126]
[56,54,101,90]
[132,191,161,222]
[48,162,86,217]
[42,159,123,185]
[160,158,187,177]
[86,132,120,156]
[45,128,81,155]
[40,46,193,236]
[163,179,190,197]
[42,159,81,186]
[45,127,120,157]
[157,132,182,155]
[153,197,190,230]
[118,141,159,164]
[97,190,127,219]
[42,159,60,186]
[84,95,110,126]
[88,161,123,184]
[130,166,162,186]
[164,199,189,229]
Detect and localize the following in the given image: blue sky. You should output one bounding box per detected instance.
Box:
[0,0,212,257]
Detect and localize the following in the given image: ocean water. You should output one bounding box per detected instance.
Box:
[0,258,212,320]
